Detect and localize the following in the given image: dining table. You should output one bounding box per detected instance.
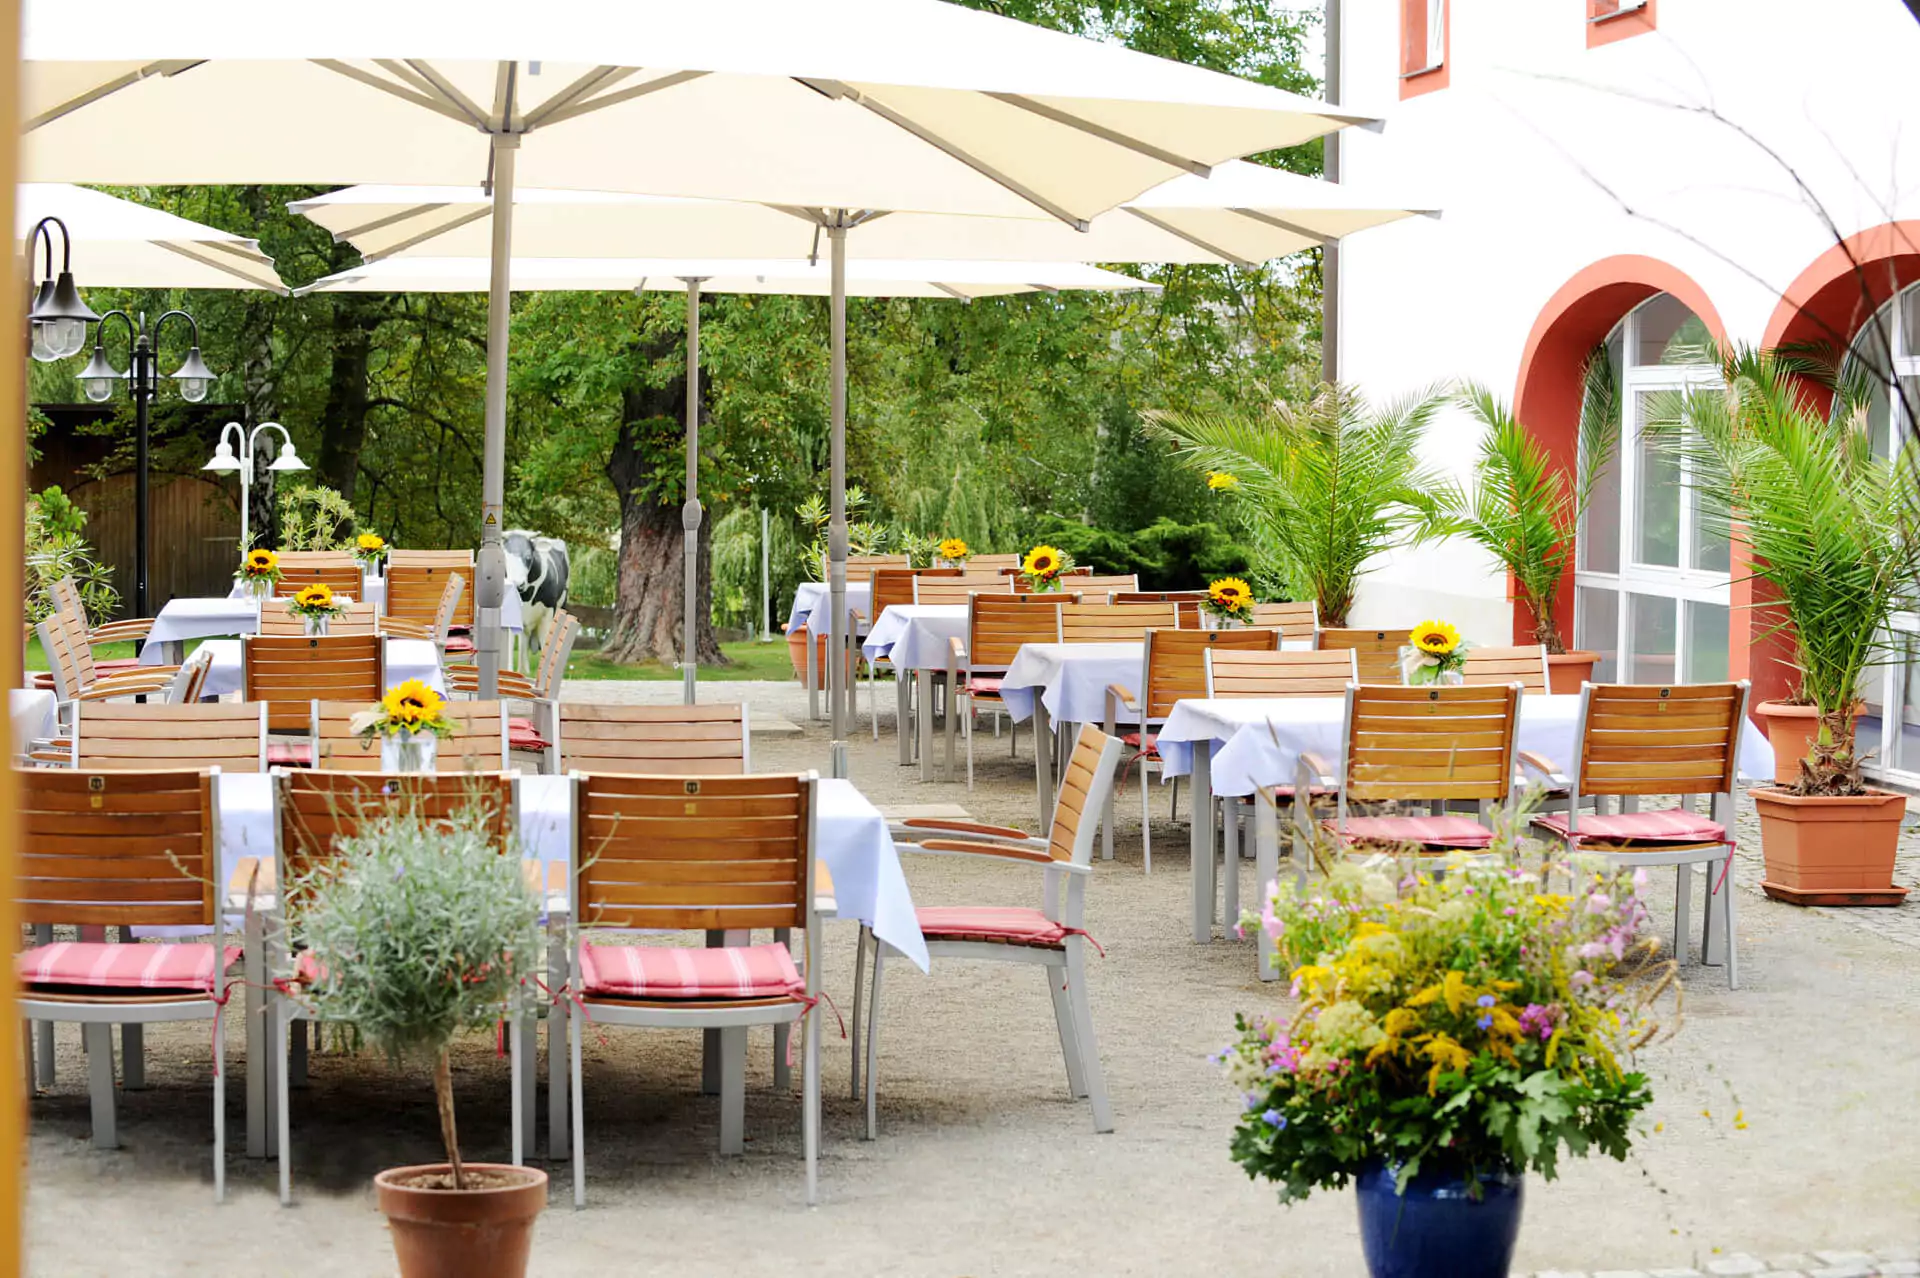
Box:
[861,604,970,779]
[141,586,525,666]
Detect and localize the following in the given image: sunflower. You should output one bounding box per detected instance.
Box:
[1208,577,1252,609]
[243,548,278,574]
[938,537,970,561]
[356,532,386,553]
[381,679,444,731]
[1206,471,1240,492]
[1022,545,1063,578]
[1411,620,1461,655]
[294,583,334,610]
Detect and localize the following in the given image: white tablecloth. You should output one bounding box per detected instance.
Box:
[861,604,968,670]
[233,577,526,630]
[11,688,55,754]
[193,637,445,699]
[1155,694,1776,796]
[788,581,874,636]
[201,774,928,969]
[996,638,1321,726]
[141,597,261,662]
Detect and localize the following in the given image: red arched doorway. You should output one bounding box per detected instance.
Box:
[1764,221,1920,413]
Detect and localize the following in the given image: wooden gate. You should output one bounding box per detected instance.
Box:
[66,473,239,615]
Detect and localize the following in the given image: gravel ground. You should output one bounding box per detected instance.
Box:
[23,677,1920,1277]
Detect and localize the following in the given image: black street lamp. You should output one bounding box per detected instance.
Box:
[26,216,97,363]
[76,309,217,618]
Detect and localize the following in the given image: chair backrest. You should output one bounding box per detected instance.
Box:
[164,646,217,704]
[241,635,384,732]
[1250,600,1319,641]
[1112,590,1206,628]
[1339,683,1521,806]
[48,575,85,621]
[1459,645,1552,695]
[18,767,218,930]
[533,609,582,696]
[429,573,467,642]
[73,700,267,771]
[1047,725,1125,866]
[968,553,1022,571]
[846,553,911,571]
[1058,602,1179,644]
[556,702,750,775]
[1569,682,1749,800]
[1319,627,1414,684]
[312,699,509,773]
[871,568,959,619]
[967,591,1079,668]
[385,551,475,627]
[1205,647,1357,699]
[258,598,377,637]
[571,771,816,931]
[275,769,514,897]
[37,608,96,698]
[1013,569,1139,594]
[273,553,362,601]
[914,574,1014,606]
[1139,627,1279,719]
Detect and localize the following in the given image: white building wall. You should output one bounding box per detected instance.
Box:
[1336,0,1920,638]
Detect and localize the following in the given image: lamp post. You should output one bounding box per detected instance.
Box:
[201,421,306,556]
[25,216,97,364]
[76,309,218,618]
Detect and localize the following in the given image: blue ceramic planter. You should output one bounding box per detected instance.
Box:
[1354,1162,1524,1278]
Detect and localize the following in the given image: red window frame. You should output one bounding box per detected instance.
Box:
[1400,0,1449,98]
[1588,0,1656,48]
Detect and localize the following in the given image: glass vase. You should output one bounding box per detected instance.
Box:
[381,729,438,774]
[303,614,330,637]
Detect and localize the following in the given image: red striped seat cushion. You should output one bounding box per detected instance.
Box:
[17,942,239,994]
[266,741,312,767]
[443,636,476,655]
[507,717,550,751]
[1330,815,1494,849]
[578,942,803,1000]
[917,906,1071,949]
[1532,810,1726,844]
[1119,731,1158,751]
[966,676,1004,695]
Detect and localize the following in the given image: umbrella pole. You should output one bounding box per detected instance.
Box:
[475,132,519,699]
[682,277,703,706]
[827,218,849,780]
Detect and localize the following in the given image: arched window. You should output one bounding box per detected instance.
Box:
[1839,283,1920,458]
[1573,293,1729,683]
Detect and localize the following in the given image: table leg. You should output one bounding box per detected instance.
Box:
[805,626,820,722]
[895,666,913,767]
[1033,701,1054,831]
[1222,796,1240,929]
[1190,742,1215,943]
[917,669,935,783]
[1254,793,1280,982]
[1702,793,1731,968]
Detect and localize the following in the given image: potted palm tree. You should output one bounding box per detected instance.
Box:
[1418,357,1619,692]
[287,799,548,1276]
[1675,345,1916,905]
[1146,383,1444,627]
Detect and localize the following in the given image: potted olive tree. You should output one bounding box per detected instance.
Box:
[1146,383,1444,627]
[288,802,548,1277]
[1676,345,1917,905]
[1417,360,1619,692]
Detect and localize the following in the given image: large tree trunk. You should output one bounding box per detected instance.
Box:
[314,239,383,501]
[599,335,728,667]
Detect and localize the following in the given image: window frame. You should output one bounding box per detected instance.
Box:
[1399,0,1449,98]
[1588,0,1656,48]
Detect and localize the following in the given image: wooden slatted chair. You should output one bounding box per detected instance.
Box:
[912,574,1013,605]
[566,771,823,1206]
[1249,600,1319,643]
[379,571,464,649]
[257,598,377,638]
[47,577,152,678]
[868,725,1123,1138]
[862,569,961,741]
[1324,683,1521,854]
[1530,682,1750,987]
[1013,571,1139,595]
[1100,629,1281,871]
[310,699,509,773]
[552,702,749,775]
[241,634,383,733]
[71,700,267,771]
[15,767,231,1199]
[1111,590,1206,628]
[948,591,1079,785]
[385,550,475,629]
[38,607,181,709]
[271,552,362,601]
[1318,627,1414,684]
[1457,644,1552,694]
[447,608,581,755]
[966,553,1022,571]
[166,647,217,705]
[1057,601,1179,644]
[267,769,521,1200]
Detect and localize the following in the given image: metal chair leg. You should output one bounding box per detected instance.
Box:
[1046,964,1087,1098]
[864,945,886,1141]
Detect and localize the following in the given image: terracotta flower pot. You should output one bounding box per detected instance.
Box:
[783,627,855,687]
[1753,701,1821,786]
[375,1163,547,1278]
[1750,786,1909,907]
[1545,651,1599,695]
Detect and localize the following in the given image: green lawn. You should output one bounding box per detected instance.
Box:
[25,637,139,671]
[563,638,796,682]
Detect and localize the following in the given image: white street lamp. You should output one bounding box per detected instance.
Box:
[204,421,306,556]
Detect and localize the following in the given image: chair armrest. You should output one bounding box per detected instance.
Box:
[78,669,179,699]
[1300,751,1339,786]
[88,618,154,644]
[902,839,1088,872]
[1517,750,1570,788]
[896,817,1035,841]
[1105,683,1140,715]
[379,617,432,640]
[948,635,967,663]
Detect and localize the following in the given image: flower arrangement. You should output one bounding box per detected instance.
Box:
[1223,849,1670,1207]
[236,547,282,598]
[350,679,456,741]
[1203,576,1255,625]
[1400,619,1469,685]
[354,532,388,568]
[937,537,973,567]
[286,581,350,624]
[1020,544,1073,593]
[1206,470,1240,492]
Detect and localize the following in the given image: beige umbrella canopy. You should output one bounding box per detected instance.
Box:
[20,183,287,292]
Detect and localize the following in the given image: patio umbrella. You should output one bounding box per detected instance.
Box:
[293,254,1157,705]
[20,183,288,292]
[25,0,1378,755]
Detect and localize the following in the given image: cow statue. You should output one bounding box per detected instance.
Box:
[503,529,569,665]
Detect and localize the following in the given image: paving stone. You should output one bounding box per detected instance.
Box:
[1815,1254,1878,1268]
[1767,1259,1813,1272]
[1649,1269,1703,1278]
[1534,1271,1590,1278]
[1806,1266,1873,1278]
[1878,1260,1920,1276]
[1707,1259,1769,1277]
[1879,1248,1920,1264]
[1595,1270,1650,1278]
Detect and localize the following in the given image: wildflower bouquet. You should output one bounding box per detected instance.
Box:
[235,547,282,598]
[1223,853,1668,1204]
[1020,544,1073,592]
[287,581,350,623]
[353,532,388,568]
[1400,618,1469,685]
[1203,577,1255,625]
[937,537,973,568]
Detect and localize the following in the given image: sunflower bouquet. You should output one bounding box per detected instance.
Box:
[1020,544,1073,592]
[235,547,282,599]
[353,532,388,568]
[936,537,973,568]
[1401,619,1470,685]
[1203,577,1255,626]
[286,581,350,632]
[349,680,456,773]
[1223,847,1671,1208]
